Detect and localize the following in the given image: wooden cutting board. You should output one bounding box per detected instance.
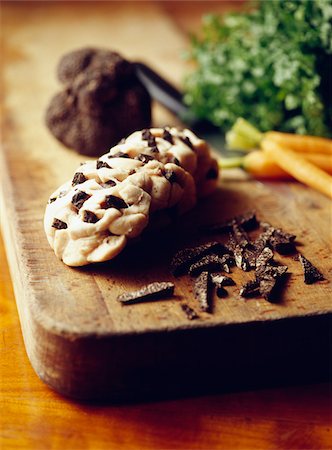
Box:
[1,1,331,400]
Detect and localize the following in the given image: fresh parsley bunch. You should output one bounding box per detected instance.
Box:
[184,0,332,136]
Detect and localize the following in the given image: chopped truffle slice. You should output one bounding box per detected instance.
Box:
[72,172,87,186]
[216,286,228,298]
[233,245,251,272]
[221,252,235,265]
[261,265,288,278]
[253,227,274,254]
[71,191,91,210]
[171,157,180,166]
[96,160,112,169]
[202,211,258,234]
[117,282,175,304]
[231,234,269,272]
[164,169,177,183]
[240,279,260,298]
[255,247,274,274]
[163,129,174,144]
[108,152,130,159]
[211,274,235,287]
[259,276,279,302]
[83,210,99,223]
[270,229,296,254]
[189,254,227,277]
[221,263,231,274]
[170,241,225,276]
[231,222,251,248]
[298,254,325,284]
[193,271,211,312]
[147,135,156,147]
[256,264,288,302]
[180,304,199,320]
[244,247,259,270]
[103,179,117,187]
[142,129,152,140]
[135,153,155,164]
[260,222,296,254]
[52,218,68,230]
[258,272,287,302]
[180,135,194,150]
[141,129,155,146]
[102,195,128,210]
[237,211,259,231]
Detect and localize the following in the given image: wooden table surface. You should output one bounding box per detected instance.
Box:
[1,1,331,449]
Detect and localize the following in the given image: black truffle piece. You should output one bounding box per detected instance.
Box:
[298,254,325,284]
[83,210,99,223]
[260,222,296,254]
[46,48,151,156]
[164,169,177,183]
[253,227,274,254]
[188,254,227,277]
[72,172,87,186]
[228,223,257,270]
[255,247,274,275]
[142,129,153,140]
[51,218,68,230]
[135,153,155,164]
[231,222,251,248]
[240,279,260,298]
[193,271,211,312]
[108,151,130,159]
[180,135,194,150]
[258,268,288,302]
[216,286,228,298]
[202,211,258,235]
[170,241,225,277]
[180,304,199,320]
[117,282,175,305]
[232,245,252,272]
[255,262,288,302]
[102,180,117,188]
[210,274,235,287]
[71,191,91,210]
[96,160,112,169]
[163,128,174,144]
[102,195,128,210]
[171,157,180,166]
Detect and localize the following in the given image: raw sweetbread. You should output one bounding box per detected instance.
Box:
[44,127,219,266]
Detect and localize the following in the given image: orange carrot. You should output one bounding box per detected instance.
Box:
[261,139,332,198]
[242,150,332,179]
[265,131,332,154]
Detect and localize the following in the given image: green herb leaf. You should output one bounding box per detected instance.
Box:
[184,0,332,137]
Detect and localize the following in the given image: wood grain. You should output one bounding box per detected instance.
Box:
[1,1,332,400]
[1,234,332,449]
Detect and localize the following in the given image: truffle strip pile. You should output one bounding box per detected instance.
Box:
[44,127,218,266]
[171,211,326,316]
